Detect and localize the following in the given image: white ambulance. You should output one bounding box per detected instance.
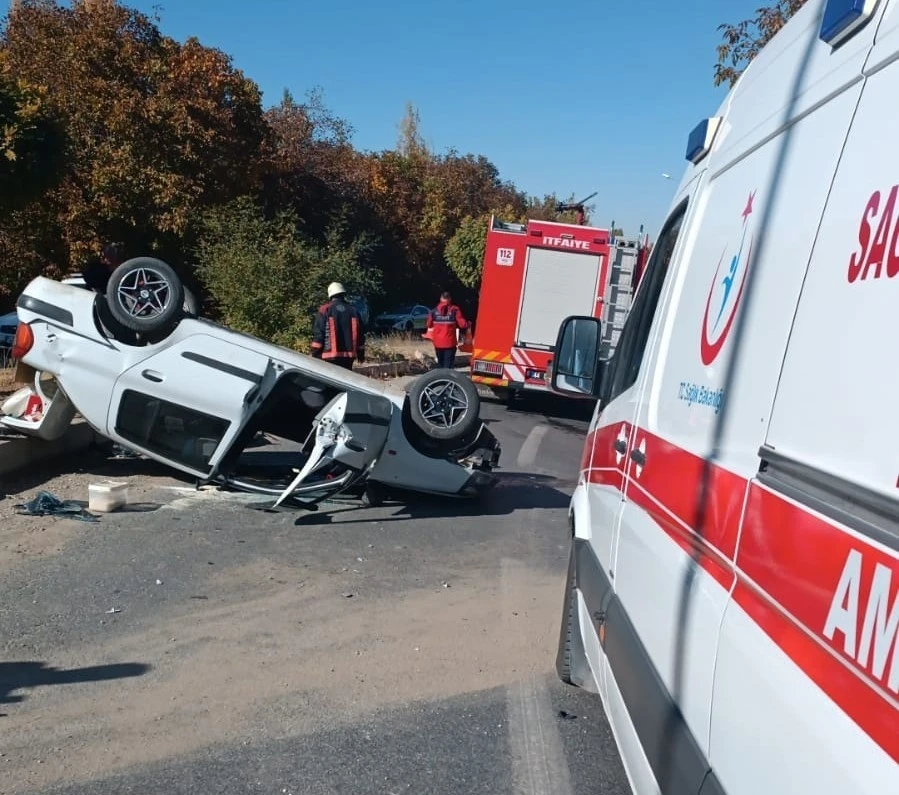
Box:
[549,1,899,793]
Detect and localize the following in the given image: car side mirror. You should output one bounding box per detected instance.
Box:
[548,315,605,398]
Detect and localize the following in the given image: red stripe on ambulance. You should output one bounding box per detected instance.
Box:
[580,424,898,762]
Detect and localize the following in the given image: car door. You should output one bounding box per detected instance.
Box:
[106,333,272,480]
[574,196,692,709]
[579,188,702,792]
[271,386,393,507]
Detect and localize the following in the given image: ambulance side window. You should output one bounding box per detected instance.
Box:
[606,202,686,402]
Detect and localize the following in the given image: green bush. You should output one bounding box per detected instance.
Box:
[194,196,382,351]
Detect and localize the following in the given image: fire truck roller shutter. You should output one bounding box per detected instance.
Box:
[516,248,603,349]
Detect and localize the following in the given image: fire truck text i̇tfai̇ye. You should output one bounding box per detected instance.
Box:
[467,213,649,400]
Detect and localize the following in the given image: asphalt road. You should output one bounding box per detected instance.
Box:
[0,393,630,795]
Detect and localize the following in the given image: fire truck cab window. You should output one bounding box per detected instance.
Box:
[606,201,686,403]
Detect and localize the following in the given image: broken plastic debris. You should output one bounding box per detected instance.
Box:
[105,607,122,614]
[442,581,451,588]
[155,579,163,585]
[88,481,129,513]
[558,710,578,720]
[110,444,140,460]
[14,491,99,523]
[341,592,355,598]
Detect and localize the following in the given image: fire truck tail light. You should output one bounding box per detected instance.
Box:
[12,322,34,360]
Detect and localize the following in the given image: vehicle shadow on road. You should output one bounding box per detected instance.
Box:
[0,661,150,712]
[0,445,194,500]
[293,472,571,526]
[488,393,595,424]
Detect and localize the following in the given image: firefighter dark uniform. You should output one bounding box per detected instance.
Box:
[311,283,365,369]
[427,292,468,370]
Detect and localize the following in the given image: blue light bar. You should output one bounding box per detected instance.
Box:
[819,0,879,46]
[685,117,722,165]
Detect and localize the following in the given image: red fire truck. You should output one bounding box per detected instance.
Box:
[468,214,649,401]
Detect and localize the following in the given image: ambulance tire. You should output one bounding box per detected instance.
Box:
[105,257,185,336]
[556,539,595,692]
[408,369,481,443]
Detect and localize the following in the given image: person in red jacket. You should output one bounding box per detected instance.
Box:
[426,291,469,370]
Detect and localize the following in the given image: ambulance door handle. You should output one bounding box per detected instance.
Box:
[630,449,646,466]
[614,439,627,454]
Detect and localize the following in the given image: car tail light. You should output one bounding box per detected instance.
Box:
[11,322,34,360]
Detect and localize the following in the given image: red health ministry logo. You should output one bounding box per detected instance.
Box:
[700,190,756,366]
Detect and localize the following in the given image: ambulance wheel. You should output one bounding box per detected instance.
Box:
[106,257,184,335]
[556,539,598,692]
[556,544,589,689]
[408,369,481,442]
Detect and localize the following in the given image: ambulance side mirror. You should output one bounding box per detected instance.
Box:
[549,315,605,398]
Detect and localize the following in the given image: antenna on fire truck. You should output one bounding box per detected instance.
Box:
[555,191,598,225]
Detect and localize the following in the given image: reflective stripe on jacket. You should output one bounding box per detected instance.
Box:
[311,299,365,360]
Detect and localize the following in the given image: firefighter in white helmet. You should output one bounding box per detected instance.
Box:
[310,282,366,369]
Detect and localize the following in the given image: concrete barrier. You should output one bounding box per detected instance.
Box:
[0,355,474,480]
[353,353,471,380]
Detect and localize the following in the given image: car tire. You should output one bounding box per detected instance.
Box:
[404,320,413,332]
[408,369,481,442]
[105,257,185,335]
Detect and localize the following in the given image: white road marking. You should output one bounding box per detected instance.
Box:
[517,425,549,469]
[502,557,574,795]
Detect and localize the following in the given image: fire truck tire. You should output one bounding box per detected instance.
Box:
[408,369,481,442]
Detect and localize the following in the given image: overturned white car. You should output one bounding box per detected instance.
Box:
[2,258,500,509]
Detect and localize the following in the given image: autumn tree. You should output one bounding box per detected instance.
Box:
[714,0,808,88]
[397,101,427,158]
[262,87,361,223]
[0,72,64,213]
[0,0,267,295]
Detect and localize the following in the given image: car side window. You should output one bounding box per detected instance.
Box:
[605,201,687,403]
[115,390,231,473]
[413,306,429,316]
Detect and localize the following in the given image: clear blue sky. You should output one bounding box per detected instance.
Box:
[127,0,761,238]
